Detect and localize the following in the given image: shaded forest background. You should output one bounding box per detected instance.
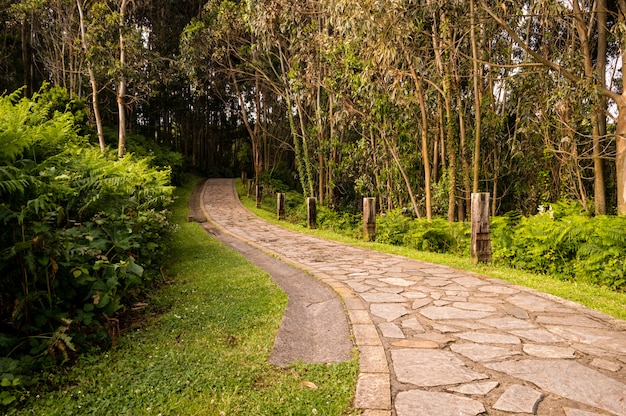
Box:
[2,0,625,218]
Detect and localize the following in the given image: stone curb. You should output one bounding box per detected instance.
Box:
[197,179,391,413]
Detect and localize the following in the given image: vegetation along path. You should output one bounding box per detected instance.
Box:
[198,179,626,416]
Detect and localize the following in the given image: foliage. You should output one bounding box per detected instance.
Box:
[102,126,186,186]
[492,202,626,290]
[0,88,175,397]
[377,210,470,255]
[11,178,358,415]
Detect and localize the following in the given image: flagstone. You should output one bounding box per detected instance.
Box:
[391,349,488,387]
[451,342,520,362]
[395,390,485,416]
[493,384,543,413]
[486,360,626,416]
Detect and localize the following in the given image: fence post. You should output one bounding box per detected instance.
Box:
[277,193,285,220]
[256,185,263,208]
[471,192,492,263]
[363,197,376,241]
[307,197,317,229]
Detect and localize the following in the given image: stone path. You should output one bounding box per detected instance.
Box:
[198,178,626,416]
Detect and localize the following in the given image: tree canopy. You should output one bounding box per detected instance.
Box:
[1,0,625,216]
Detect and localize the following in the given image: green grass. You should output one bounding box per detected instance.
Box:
[17,176,358,416]
[238,182,626,321]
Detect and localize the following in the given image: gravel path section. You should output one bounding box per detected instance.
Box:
[197,178,626,416]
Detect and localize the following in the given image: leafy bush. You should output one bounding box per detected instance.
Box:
[377,209,469,254]
[492,202,626,290]
[0,88,176,388]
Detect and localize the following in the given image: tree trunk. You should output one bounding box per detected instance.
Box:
[617,98,626,215]
[117,0,130,158]
[77,0,105,153]
[572,0,606,214]
[470,0,482,194]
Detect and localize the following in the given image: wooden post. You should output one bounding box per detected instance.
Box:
[307,197,317,229]
[471,192,492,263]
[241,171,247,184]
[363,197,376,241]
[256,185,263,208]
[277,193,285,220]
[247,179,254,198]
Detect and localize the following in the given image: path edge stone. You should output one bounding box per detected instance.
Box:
[198,179,391,413]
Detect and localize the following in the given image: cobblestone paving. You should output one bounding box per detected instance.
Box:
[200,179,626,416]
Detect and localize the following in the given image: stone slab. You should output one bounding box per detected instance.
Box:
[361,292,406,303]
[390,339,439,349]
[493,384,543,413]
[456,331,521,345]
[507,293,570,312]
[486,359,626,416]
[404,291,429,299]
[523,344,576,359]
[420,306,493,320]
[509,328,566,343]
[480,316,537,330]
[447,381,499,395]
[452,302,497,312]
[378,322,405,339]
[401,317,425,332]
[453,275,490,287]
[536,315,608,328]
[359,345,389,373]
[379,277,416,287]
[590,358,621,372]
[451,342,520,362]
[355,373,391,410]
[391,349,488,387]
[370,303,409,322]
[411,298,432,309]
[546,326,626,355]
[479,285,520,295]
[563,408,606,416]
[353,324,382,346]
[395,390,485,416]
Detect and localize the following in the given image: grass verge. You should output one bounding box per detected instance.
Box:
[17,177,358,415]
[238,182,626,321]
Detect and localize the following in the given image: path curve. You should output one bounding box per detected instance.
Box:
[199,178,626,416]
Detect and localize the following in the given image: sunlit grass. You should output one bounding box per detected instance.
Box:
[19,176,358,416]
[237,181,626,321]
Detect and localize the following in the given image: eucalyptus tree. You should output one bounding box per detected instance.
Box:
[325,0,436,218]
[481,0,624,214]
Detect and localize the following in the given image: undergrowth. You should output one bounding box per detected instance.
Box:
[13,177,358,415]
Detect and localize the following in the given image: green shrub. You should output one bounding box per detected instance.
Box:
[0,88,176,384]
[491,202,626,290]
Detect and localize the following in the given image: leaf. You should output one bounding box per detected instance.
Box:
[301,381,318,390]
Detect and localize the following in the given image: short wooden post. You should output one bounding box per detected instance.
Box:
[247,179,254,198]
[277,193,285,220]
[363,197,376,241]
[241,171,247,184]
[256,185,263,208]
[471,192,492,263]
[307,197,317,229]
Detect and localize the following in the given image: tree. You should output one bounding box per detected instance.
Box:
[480,0,624,214]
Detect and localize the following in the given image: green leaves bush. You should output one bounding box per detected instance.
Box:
[492,201,626,290]
[377,209,470,254]
[0,87,176,396]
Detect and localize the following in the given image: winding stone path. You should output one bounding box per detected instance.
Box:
[198,178,626,416]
